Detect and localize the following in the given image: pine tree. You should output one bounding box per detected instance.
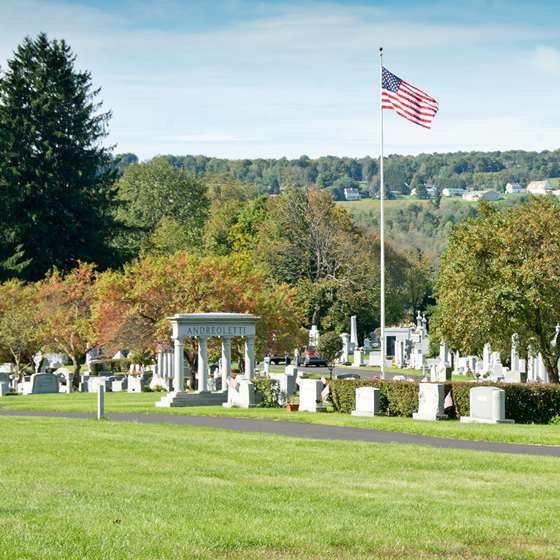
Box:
[0,33,117,279]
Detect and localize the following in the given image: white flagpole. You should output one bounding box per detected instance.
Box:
[379,47,386,379]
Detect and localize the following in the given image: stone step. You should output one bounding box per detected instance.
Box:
[155,391,228,408]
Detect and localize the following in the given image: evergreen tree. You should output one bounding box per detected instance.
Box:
[0,33,117,279]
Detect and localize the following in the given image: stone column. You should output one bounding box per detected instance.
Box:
[244,336,255,378]
[198,336,209,393]
[221,336,232,392]
[156,351,163,377]
[173,337,184,393]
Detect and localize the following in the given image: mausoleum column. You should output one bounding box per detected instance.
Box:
[173,337,185,393]
[221,336,232,391]
[244,336,255,378]
[157,350,163,377]
[198,336,209,392]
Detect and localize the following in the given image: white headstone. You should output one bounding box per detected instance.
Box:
[339,333,351,363]
[111,378,128,392]
[127,376,144,393]
[482,343,492,373]
[298,379,327,412]
[223,378,256,408]
[413,383,448,421]
[309,325,320,348]
[353,349,364,367]
[430,361,451,382]
[460,386,514,424]
[350,315,358,351]
[351,387,380,417]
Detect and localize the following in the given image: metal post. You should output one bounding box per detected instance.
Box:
[97,384,105,420]
[379,46,386,379]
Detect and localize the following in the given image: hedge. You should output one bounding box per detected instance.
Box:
[254,377,280,408]
[329,379,560,424]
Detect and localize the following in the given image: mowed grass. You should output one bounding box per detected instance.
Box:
[2,392,560,446]
[0,416,559,560]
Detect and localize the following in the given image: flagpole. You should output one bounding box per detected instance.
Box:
[379,46,385,379]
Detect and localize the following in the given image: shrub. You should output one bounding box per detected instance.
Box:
[329,379,560,424]
[254,376,280,408]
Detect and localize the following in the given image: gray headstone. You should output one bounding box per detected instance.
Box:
[461,386,514,424]
[25,372,59,395]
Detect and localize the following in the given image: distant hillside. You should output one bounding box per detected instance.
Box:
[339,196,529,265]
[116,149,560,200]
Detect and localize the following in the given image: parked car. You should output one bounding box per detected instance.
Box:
[299,349,328,367]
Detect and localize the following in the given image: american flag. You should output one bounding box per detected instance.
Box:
[381,67,439,129]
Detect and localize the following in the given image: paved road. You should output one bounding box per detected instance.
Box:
[1,409,558,458]
[270,364,416,380]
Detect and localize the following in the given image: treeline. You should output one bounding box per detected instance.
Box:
[121,150,560,200]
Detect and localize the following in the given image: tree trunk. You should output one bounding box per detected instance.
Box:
[542,351,559,384]
[71,355,81,388]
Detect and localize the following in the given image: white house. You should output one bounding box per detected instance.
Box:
[344,187,361,201]
[505,182,524,193]
[442,188,466,197]
[462,190,502,202]
[527,180,553,195]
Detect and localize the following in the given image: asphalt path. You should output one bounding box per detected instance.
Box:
[270,364,416,380]
[1,409,558,458]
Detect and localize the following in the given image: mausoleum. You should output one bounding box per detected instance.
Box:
[156,312,259,408]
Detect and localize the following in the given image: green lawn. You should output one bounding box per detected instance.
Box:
[2,392,560,446]
[0,416,558,559]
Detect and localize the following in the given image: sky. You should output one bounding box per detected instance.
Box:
[1,0,560,160]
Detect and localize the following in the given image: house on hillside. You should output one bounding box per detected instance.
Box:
[344,187,361,201]
[505,182,524,193]
[442,188,466,197]
[527,180,553,195]
[462,190,502,202]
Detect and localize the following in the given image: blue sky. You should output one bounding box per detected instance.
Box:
[1,0,560,159]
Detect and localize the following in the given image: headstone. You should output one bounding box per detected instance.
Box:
[88,377,111,393]
[482,343,492,373]
[112,377,128,392]
[350,315,358,351]
[285,364,298,376]
[439,342,450,367]
[270,373,296,405]
[223,378,256,408]
[351,387,380,417]
[430,361,451,382]
[309,325,320,348]
[127,376,144,393]
[511,333,520,376]
[339,333,351,363]
[460,386,514,424]
[23,372,59,395]
[413,383,447,421]
[489,352,504,380]
[363,337,372,351]
[353,349,364,367]
[0,381,9,396]
[298,379,327,412]
[149,373,168,391]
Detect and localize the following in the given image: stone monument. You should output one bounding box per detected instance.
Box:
[351,386,380,417]
[413,383,447,421]
[460,386,514,424]
[298,379,327,412]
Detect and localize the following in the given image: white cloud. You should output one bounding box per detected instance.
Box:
[532,46,560,72]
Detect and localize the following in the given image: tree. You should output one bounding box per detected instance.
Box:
[115,158,209,258]
[35,262,97,382]
[0,33,117,279]
[317,331,342,379]
[432,198,560,383]
[93,252,306,381]
[0,280,39,380]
